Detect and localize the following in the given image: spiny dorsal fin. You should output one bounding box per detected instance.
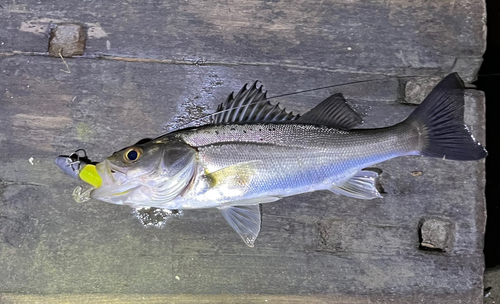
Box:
[212,81,300,124]
[296,93,363,129]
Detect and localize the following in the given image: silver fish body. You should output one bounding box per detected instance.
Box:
[165,122,417,209]
[58,73,487,246]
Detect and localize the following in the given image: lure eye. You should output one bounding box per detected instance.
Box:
[123,147,142,163]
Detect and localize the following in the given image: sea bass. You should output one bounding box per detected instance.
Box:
[55,73,487,246]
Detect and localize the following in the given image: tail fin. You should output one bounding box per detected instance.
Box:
[407,73,487,161]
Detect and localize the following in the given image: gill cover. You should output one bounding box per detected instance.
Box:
[146,144,198,203]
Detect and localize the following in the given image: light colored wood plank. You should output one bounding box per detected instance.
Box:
[0,293,483,304]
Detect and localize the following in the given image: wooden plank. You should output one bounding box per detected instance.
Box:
[0,56,486,303]
[0,0,486,81]
[0,293,485,304]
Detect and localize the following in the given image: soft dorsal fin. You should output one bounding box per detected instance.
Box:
[212,81,300,124]
[296,93,363,129]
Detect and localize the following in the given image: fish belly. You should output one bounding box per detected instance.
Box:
[197,142,404,203]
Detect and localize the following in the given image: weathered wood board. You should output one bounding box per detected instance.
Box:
[0,0,486,81]
[0,0,487,303]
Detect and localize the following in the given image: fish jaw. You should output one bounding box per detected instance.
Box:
[89,160,141,205]
[90,184,141,205]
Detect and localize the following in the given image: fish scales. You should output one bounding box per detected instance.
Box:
[175,123,417,197]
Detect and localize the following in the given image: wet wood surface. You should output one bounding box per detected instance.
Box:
[0,0,487,303]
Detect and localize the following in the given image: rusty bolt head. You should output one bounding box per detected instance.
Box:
[419,218,454,252]
[48,23,86,57]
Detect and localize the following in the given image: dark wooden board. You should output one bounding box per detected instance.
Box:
[0,0,487,302]
[0,56,486,303]
[0,0,485,81]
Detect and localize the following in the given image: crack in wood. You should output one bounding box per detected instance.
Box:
[0,180,45,187]
[0,51,443,78]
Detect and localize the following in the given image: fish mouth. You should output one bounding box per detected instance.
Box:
[90,160,140,204]
[94,160,128,184]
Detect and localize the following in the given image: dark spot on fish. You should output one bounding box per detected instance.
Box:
[243,130,247,133]
[259,138,263,141]
[259,129,262,131]
[110,169,116,173]
[215,130,219,135]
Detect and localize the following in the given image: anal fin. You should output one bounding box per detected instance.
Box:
[330,170,382,199]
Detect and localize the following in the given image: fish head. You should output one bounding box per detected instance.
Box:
[90,140,197,208]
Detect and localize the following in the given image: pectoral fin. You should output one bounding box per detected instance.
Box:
[218,204,262,247]
[330,170,382,199]
[205,161,261,192]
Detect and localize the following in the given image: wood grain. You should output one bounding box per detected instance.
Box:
[0,0,487,302]
[0,0,486,80]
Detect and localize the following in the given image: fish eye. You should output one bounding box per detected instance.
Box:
[123,147,143,163]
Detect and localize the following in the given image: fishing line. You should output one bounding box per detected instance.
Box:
[175,73,487,130]
[266,78,389,100]
[176,77,412,129]
[268,74,497,100]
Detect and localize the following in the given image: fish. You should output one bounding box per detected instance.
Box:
[55,73,487,247]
